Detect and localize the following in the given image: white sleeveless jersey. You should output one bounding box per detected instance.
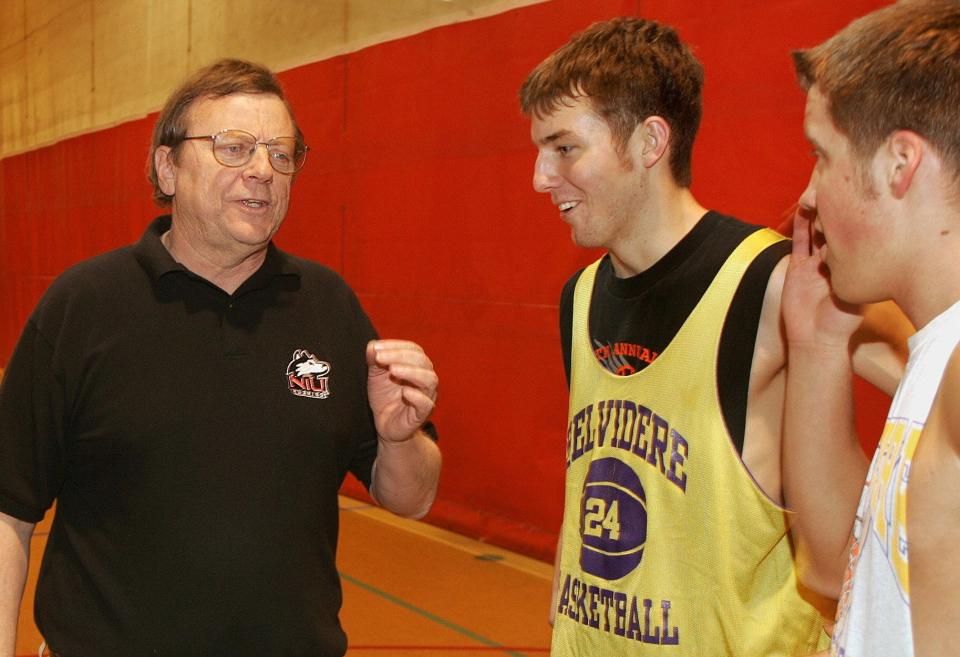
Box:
[832,298,960,657]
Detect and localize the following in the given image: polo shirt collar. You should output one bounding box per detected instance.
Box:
[133,215,301,292]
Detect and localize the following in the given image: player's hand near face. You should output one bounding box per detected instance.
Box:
[782,206,862,349]
[781,205,871,597]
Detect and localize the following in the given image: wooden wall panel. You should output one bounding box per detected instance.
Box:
[0,0,26,50]
[92,0,191,127]
[188,0,349,72]
[0,39,27,151]
[0,0,544,157]
[24,2,93,147]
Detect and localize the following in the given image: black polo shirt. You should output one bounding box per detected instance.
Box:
[0,216,378,656]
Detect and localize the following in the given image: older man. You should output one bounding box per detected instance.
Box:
[0,59,440,657]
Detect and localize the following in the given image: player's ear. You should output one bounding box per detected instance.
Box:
[886,130,924,199]
[634,116,670,169]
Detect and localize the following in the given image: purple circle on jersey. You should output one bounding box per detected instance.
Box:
[579,457,647,580]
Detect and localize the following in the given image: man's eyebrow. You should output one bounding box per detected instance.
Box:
[537,129,571,146]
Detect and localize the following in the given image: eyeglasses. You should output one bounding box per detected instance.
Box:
[181,129,309,174]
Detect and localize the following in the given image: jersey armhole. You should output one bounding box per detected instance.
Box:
[718,239,790,454]
[560,271,582,388]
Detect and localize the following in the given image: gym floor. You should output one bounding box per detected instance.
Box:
[16,497,554,657]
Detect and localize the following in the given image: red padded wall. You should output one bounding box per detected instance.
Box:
[0,0,889,561]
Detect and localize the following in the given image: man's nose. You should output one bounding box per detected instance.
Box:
[532,153,560,193]
[243,144,275,181]
[798,168,818,213]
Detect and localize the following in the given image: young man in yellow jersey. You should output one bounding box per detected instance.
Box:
[783,2,960,656]
[519,16,906,657]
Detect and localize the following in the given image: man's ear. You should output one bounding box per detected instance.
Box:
[154,146,177,197]
[633,116,670,169]
[887,130,924,199]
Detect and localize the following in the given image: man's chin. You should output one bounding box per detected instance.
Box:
[829,274,874,308]
[570,229,603,250]
[229,216,282,244]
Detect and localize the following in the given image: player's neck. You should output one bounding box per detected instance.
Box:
[608,187,706,278]
[886,198,960,330]
[897,251,960,331]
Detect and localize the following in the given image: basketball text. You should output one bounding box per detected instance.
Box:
[566,399,688,492]
[557,571,680,645]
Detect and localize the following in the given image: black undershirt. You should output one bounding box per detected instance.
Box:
[559,211,790,455]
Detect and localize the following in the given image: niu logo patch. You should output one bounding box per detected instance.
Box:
[286,349,331,399]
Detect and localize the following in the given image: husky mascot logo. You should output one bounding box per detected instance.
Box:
[286,349,331,399]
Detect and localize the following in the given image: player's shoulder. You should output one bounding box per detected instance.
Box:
[561,267,585,303]
[944,342,960,383]
[709,209,789,249]
[934,343,960,447]
[747,244,792,374]
[561,255,611,298]
[702,211,790,284]
[715,208,791,313]
[704,210,772,242]
[708,210,759,229]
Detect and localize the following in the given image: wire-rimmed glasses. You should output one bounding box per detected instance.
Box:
[181,129,308,174]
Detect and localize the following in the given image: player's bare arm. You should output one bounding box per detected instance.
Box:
[741,245,908,509]
[743,219,913,597]
[781,211,871,597]
[851,301,913,396]
[741,254,791,504]
[906,347,960,657]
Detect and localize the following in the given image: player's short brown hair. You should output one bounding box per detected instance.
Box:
[519,17,704,187]
[793,0,960,179]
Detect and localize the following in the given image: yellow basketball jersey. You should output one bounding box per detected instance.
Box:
[552,229,829,656]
